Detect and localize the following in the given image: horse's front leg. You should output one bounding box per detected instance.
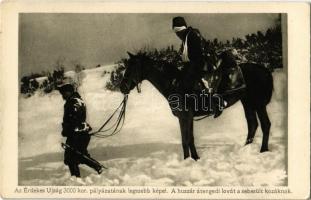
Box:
[178,111,200,161]
[189,118,200,161]
[178,116,190,159]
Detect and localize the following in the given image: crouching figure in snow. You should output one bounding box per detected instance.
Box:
[57,81,103,179]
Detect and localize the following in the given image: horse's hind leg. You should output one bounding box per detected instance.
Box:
[256,105,271,152]
[242,100,258,145]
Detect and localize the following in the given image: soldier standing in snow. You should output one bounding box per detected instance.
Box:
[58,81,103,179]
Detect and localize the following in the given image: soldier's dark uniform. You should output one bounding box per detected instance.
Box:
[60,86,102,177]
[172,16,228,117]
[179,27,206,92]
[173,16,240,94]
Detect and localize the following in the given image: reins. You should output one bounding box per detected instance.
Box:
[89,58,143,139]
[89,95,128,138]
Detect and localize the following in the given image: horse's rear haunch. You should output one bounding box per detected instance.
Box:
[240,63,273,108]
[120,53,274,160]
[239,63,273,153]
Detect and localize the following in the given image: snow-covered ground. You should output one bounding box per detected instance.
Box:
[18,65,287,186]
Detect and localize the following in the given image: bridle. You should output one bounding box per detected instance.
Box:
[123,58,143,93]
[88,60,146,138]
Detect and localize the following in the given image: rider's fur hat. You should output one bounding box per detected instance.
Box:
[172,16,187,29]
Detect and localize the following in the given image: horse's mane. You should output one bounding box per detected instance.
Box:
[134,52,180,80]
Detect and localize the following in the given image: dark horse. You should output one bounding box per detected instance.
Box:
[120,52,273,161]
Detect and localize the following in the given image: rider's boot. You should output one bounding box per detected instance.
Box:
[214,99,227,118]
[214,108,223,118]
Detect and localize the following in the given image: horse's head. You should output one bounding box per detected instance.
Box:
[120,52,145,94]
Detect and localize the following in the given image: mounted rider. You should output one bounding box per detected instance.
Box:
[172,17,207,92]
[172,16,224,117]
[172,16,245,118]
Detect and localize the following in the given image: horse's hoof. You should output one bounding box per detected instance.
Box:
[184,155,190,160]
[245,138,253,145]
[260,148,269,153]
[245,141,252,145]
[192,156,200,161]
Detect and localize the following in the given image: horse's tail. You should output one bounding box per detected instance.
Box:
[264,68,274,105]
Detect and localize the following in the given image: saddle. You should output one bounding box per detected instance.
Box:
[201,64,245,94]
[169,50,245,97]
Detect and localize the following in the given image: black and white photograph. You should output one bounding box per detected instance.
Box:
[18,13,287,186]
[0,1,309,199]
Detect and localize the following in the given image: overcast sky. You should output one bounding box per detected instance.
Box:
[19,13,279,76]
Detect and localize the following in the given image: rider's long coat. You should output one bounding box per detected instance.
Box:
[179,27,207,91]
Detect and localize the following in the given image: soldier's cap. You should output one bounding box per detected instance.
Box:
[172,16,187,29]
[56,78,74,93]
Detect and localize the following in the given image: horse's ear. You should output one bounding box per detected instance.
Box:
[127,51,135,58]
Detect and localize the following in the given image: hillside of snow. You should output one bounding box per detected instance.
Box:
[18,65,287,186]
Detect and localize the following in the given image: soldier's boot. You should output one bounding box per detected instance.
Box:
[82,156,104,174]
[214,108,223,118]
[214,99,227,118]
[68,164,80,177]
